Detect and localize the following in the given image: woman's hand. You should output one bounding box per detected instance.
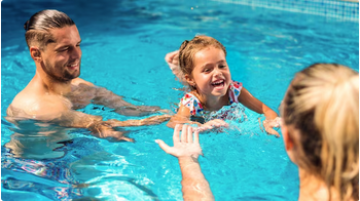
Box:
[156,124,203,159]
[262,117,281,137]
[156,124,215,201]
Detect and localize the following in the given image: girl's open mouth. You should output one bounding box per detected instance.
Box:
[211,80,225,88]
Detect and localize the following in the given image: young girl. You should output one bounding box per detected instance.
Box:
[166,36,280,136]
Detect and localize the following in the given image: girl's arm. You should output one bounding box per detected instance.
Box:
[238,87,280,136]
[167,105,200,128]
[167,105,228,131]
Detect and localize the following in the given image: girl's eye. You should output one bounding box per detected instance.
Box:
[204,68,211,72]
[219,65,226,68]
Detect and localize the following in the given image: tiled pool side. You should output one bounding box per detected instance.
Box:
[214,0,359,21]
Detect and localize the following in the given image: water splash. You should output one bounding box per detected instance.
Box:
[201,103,268,137]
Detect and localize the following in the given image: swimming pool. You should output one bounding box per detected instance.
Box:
[1,0,358,200]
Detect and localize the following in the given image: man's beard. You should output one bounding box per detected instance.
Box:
[42,62,81,82]
[63,65,80,81]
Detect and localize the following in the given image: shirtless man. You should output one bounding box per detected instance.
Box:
[6,9,170,142]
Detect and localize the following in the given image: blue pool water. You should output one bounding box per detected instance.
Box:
[1,0,359,200]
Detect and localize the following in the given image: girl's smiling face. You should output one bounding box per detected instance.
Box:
[186,46,231,98]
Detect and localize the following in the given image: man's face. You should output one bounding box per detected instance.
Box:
[40,25,82,82]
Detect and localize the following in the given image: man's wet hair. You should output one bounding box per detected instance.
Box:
[24,10,75,49]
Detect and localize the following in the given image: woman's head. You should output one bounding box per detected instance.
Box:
[281,63,359,200]
[178,36,231,97]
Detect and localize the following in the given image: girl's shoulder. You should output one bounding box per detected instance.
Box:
[179,91,204,115]
[230,80,243,89]
[228,80,243,104]
[180,91,200,105]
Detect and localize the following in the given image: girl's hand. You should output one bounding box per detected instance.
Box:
[195,119,229,132]
[165,50,180,70]
[156,124,203,159]
[165,50,186,83]
[262,117,281,137]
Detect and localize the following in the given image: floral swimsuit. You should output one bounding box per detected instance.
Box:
[179,81,243,117]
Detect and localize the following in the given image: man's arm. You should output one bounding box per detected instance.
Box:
[7,97,170,142]
[92,86,164,116]
[53,109,134,141]
[70,82,166,117]
[156,124,215,201]
[54,109,170,142]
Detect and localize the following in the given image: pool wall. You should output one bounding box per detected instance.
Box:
[214,0,359,21]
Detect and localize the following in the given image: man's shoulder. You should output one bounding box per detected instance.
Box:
[9,88,37,111]
[8,90,72,120]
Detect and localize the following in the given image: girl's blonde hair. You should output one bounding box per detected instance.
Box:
[283,63,359,200]
[178,35,226,77]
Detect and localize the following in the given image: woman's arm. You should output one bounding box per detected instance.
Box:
[156,124,215,201]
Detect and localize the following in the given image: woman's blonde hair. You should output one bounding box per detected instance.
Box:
[283,63,359,200]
